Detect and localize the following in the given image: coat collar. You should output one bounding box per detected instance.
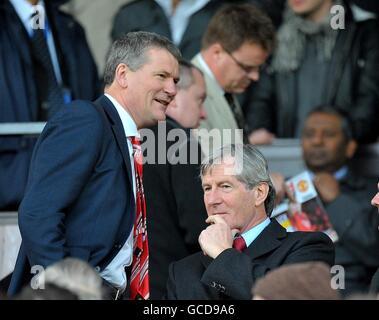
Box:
[244,219,287,260]
[94,95,134,189]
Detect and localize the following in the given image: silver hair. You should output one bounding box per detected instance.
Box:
[200,144,276,216]
[177,60,203,90]
[103,31,182,86]
[38,258,104,300]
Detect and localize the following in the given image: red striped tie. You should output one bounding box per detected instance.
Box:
[129,136,150,300]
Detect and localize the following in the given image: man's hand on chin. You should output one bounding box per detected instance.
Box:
[198,214,239,259]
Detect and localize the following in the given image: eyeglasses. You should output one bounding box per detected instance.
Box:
[223,47,260,75]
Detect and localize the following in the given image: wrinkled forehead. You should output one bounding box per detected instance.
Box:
[304,113,343,131]
[201,157,238,179]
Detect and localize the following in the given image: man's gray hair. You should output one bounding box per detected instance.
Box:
[38,258,104,300]
[104,31,182,86]
[177,60,203,90]
[200,144,276,216]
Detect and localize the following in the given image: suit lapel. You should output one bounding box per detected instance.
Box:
[95,95,134,189]
[200,220,287,267]
[245,220,287,260]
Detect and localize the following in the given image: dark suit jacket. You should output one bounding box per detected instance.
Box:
[324,171,379,294]
[0,0,100,210]
[111,0,233,59]
[143,118,207,299]
[8,95,135,296]
[166,219,335,299]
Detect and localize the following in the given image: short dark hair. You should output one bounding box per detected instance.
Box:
[305,106,356,141]
[202,3,275,53]
[104,31,181,86]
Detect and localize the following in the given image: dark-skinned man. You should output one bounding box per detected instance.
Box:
[275,106,379,296]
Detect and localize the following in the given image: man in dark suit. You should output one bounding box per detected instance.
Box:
[143,60,207,299]
[8,31,181,299]
[247,0,379,144]
[166,144,335,300]
[0,0,101,210]
[111,0,234,60]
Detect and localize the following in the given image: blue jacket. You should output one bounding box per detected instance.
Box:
[0,0,100,209]
[8,95,135,296]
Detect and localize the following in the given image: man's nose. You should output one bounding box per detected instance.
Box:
[165,79,177,97]
[310,132,324,145]
[206,189,222,206]
[248,69,259,82]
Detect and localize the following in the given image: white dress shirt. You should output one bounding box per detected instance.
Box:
[100,94,139,291]
[155,0,210,45]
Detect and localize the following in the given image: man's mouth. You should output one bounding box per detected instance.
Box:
[154,98,170,107]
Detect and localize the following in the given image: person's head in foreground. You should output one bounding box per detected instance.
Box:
[252,261,341,300]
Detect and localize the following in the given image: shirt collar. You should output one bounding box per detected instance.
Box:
[155,0,210,16]
[241,217,271,247]
[196,53,224,94]
[104,94,138,139]
[10,0,45,36]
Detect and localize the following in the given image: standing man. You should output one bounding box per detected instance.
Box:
[0,0,100,210]
[143,60,207,299]
[166,144,334,300]
[192,3,275,144]
[8,31,181,300]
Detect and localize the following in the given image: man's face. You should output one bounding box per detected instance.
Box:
[216,42,269,94]
[302,112,353,173]
[174,68,207,128]
[288,0,329,16]
[371,183,379,211]
[126,48,179,127]
[201,160,266,233]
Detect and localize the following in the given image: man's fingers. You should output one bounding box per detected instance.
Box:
[206,214,227,225]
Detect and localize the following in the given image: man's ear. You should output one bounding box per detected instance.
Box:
[208,42,223,61]
[114,63,129,88]
[346,139,357,159]
[254,183,269,207]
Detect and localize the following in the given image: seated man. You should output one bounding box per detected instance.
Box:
[275,106,379,295]
[143,60,208,299]
[247,0,379,144]
[166,144,334,300]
